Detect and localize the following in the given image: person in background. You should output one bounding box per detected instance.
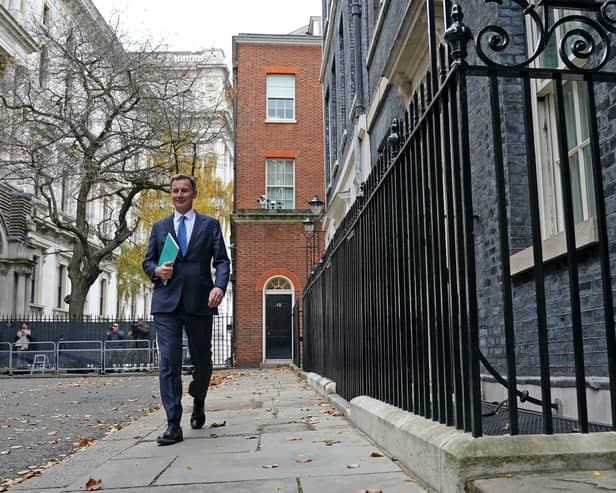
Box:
[106,322,125,341]
[14,322,33,351]
[128,318,150,341]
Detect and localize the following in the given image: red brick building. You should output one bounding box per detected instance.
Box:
[231,18,323,366]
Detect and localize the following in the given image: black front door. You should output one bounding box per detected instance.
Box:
[265,294,292,359]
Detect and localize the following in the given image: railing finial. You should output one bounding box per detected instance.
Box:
[444,4,473,66]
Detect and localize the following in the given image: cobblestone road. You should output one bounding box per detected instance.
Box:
[0,374,160,487]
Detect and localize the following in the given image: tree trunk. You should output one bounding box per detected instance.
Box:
[67,242,101,318]
[67,284,88,319]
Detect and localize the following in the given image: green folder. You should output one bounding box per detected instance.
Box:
[158,233,179,285]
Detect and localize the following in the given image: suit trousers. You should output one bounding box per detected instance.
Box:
[154,306,213,425]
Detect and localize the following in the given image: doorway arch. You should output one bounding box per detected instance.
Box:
[263,276,294,360]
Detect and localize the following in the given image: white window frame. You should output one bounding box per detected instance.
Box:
[99,278,107,316]
[266,159,295,209]
[266,74,296,122]
[527,7,596,239]
[57,264,65,309]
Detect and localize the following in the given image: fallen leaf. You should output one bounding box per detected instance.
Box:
[0,450,9,455]
[287,436,303,441]
[185,465,193,470]
[210,421,226,428]
[357,489,383,493]
[78,438,95,447]
[503,473,513,478]
[244,435,259,440]
[262,464,279,469]
[85,477,103,491]
[296,456,313,464]
[593,471,601,477]
[47,431,58,436]
[370,451,384,458]
[324,440,341,446]
[347,464,360,469]
[10,445,23,449]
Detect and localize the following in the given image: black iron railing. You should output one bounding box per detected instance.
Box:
[292,303,302,368]
[303,0,616,437]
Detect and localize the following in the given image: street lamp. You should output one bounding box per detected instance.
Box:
[303,195,324,276]
[308,195,324,215]
[302,216,315,233]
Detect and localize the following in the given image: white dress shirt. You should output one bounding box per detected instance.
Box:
[174,209,196,248]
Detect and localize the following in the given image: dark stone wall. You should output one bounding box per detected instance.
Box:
[321,0,616,381]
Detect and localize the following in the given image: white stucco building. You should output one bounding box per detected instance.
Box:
[0,2,235,320]
[0,0,121,318]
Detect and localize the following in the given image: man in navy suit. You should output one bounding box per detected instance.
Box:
[143,174,230,445]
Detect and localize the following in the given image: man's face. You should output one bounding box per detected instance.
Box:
[112,324,119,332]
[171,178,197,214]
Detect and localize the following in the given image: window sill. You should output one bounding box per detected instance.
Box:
[510,217,598,277]
[265,119,297,124]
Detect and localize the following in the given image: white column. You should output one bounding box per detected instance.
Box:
[14,272,26,315]
[8,0,21,22]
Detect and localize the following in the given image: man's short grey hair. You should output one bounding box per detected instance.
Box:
[170,174,197,191]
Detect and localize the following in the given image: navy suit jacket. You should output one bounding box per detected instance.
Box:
[142,212,230,316]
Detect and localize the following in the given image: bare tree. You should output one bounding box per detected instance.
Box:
[0,9,228,317]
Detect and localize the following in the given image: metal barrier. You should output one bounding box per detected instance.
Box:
[10,341,57,374]
[57,341,103,373]
[148,339,192,372]
[103,340,152,373]
[0,342,11,374]
[1,314,233,376]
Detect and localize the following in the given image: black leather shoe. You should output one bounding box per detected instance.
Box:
[157,423,183,445]
[190,401,206,429]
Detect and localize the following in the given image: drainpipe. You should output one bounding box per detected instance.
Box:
[230,60,238,365]
[351,0,364,115]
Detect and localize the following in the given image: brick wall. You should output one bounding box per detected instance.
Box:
[234,42,323,210]
[233,38,324,366]
[234,221,308,365]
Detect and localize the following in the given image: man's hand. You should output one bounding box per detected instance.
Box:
[155,262,174,281]
[208,287,224,309]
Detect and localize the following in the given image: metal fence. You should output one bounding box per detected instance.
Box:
[10,342,57,374]
[0,314,234,374]
[303,2,616,437]
[292,303,302,368]
[57,340,103,372]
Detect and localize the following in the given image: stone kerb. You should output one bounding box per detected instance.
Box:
[350,395,616,493]
[305,371,336,395]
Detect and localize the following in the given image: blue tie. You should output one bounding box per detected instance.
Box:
[177,215,187,255]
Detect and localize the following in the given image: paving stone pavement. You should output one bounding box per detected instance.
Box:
[8,367,425,493]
